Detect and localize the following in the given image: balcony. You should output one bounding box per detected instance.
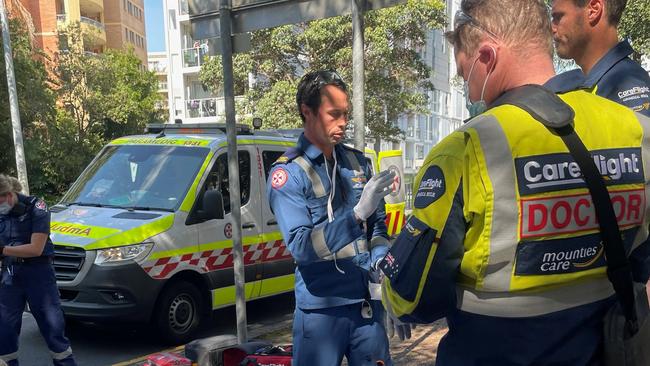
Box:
[183,47,210,69]
[185,96,244,119]
[80,0,104,14]
[80,16,106,46]
[179,0,189,15]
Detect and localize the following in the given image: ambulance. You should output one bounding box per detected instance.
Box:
[49,123,404,344]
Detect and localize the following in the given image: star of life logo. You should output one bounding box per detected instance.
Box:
[515,148,644,195]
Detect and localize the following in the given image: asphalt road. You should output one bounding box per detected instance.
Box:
[17,293,295,366]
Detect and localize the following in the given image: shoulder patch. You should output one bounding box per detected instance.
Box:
[273,147,302,166]
[35,199,47,211]
[271,168,289,189]
[414,165,446,209]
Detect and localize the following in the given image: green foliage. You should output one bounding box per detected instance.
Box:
[1,21,162,199]
[200,0,446,141]
[620,0,650,56]
[0,18,55,177]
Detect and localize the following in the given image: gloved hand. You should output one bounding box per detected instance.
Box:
[385,311,415,341]
[354,170,396,221]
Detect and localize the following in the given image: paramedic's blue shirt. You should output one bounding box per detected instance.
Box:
[548,40,650,116]
[267,134,390,310]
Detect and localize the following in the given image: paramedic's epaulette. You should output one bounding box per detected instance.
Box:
[272,147,302,166]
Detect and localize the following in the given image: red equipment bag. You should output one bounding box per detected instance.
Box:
[145,352,192,366]
[239,345,292,366]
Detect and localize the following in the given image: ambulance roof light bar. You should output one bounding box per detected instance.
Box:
[145,123,254,135]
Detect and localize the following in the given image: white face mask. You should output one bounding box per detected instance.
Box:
[0,201,11,215]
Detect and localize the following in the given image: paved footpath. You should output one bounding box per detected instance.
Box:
[122,319,448,366]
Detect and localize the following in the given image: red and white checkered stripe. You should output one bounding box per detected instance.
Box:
[141,240,291,279]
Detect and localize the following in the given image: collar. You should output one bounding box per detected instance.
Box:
[544,69,585,93]
[297,133,343,162]
[582,40,634,87]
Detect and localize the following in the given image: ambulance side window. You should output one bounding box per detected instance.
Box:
[262,151,285,180]
[205,151,251,214]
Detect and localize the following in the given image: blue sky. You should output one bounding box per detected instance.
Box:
[145,0,165,52]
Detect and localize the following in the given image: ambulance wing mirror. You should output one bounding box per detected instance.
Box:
[202,190,225,220]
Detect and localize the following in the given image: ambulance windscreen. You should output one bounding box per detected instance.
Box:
[61,145,209,212]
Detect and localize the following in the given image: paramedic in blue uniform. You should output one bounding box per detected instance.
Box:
[549,0,650,117]
[267,70,400,365]
[0,174,77,366]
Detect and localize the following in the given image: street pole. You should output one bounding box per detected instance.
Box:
[0,0,29,194]
[352,0,365,151]
[219,0,247,344]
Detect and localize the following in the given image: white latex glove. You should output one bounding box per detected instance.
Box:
[354,170,396,221]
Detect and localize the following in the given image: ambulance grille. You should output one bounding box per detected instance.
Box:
[53,245,86,281]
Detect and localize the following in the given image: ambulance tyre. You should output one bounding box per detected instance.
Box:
[154,280,203,345]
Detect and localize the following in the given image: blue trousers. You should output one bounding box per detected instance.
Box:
[0,262,76,366]
[293,301,391,366]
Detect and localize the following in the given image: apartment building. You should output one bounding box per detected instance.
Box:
[148,51,170,115]
[15,0,147,65]
[162,0,236,124]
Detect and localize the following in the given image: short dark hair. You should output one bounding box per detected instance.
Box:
[572,0,627,26]
[296,70,348,123]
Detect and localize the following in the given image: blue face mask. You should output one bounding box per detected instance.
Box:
[464,48,495,118]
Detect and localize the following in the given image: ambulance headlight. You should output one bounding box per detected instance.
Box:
[94,242,153,265]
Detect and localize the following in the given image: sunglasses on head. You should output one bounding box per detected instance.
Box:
[453,10,500,42]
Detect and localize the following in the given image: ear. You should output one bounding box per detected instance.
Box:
[586,0,604,25]
[477,44,498,73]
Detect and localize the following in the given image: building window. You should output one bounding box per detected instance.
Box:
[416,145,424,160]
[432,90,441,114]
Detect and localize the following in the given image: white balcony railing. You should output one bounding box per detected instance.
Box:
[186,97,224,118]
[183,46,209,68]
[179,0,189,15]
[80,16,105,31]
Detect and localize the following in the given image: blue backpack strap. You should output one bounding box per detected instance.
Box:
[272,147,302,166]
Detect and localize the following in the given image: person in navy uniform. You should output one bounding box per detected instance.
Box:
[0,174,77,366]
[549,0,650,117]
[267,70,405,365]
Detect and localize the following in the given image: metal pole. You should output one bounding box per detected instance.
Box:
[219,0,247,344]
[0,0,29,194]
[352,0,365,151]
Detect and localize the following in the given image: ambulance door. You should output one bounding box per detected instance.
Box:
[256,144,296,298]
[196,146,263,308]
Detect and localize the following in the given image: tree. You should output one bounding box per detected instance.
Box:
[200,0,446,144]
[0,18,55,179]
[620,0,650,58]
[29,23,163,197]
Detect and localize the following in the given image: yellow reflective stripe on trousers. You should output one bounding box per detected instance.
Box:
[457,277,614,317]
[294,156,327,198]
[632,112,650,251]
[212,274,294,308]
[461,115,520,292]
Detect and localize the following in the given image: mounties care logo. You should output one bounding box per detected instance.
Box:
[515,148,643,196]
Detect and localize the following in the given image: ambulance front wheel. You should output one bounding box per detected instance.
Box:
[154,280,203,345]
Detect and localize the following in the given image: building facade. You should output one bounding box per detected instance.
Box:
[16,0,147,65]
[148,51,170,116]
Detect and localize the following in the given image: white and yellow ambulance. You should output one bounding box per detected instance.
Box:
[49,123,403,344]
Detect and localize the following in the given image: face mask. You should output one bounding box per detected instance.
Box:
[464,46,496,118]
[0,201,11,215]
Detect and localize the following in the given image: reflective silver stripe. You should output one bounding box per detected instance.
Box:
[311,224,331,258]
[51,347,73,360]
[0,352,18,362]
[345,150,362,172]
[457,277,614,317]
[354,238,368,254]
[370,236,389,250]
[633,112,650,251]
[294,156,327,198]
[324,242,357,260]
[467,115,519,291]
